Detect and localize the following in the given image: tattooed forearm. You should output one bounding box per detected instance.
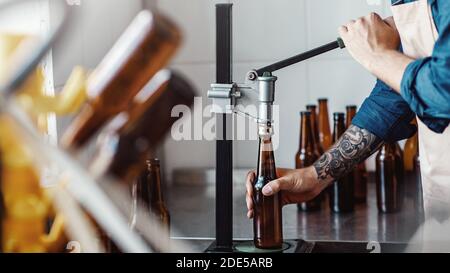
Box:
[314,125,383,181]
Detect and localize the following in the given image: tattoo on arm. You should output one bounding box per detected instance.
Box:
[314,125,383,181]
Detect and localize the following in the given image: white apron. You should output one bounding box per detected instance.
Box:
[392,0,450,252]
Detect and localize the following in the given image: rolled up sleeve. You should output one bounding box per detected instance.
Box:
[352,79,417,142]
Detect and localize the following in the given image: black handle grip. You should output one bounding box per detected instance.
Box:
[255,38,345,76]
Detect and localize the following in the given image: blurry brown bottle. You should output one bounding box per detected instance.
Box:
[62,10,182,150]
[413,151,424,216]
[404,122,418,172]
[376,142,405,213]
[318,99,332,151]
[329,113,355,213]
[90,70,195,185]
[253,134,283,249]
[346,105,367,203]
[146,159,170,229]
[296,111,321,211]
[0,156,3,253]
[306,105,324,155]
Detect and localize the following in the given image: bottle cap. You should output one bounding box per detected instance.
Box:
[300,111,311,116]
[147,158,160,166]
[333,112,345,120]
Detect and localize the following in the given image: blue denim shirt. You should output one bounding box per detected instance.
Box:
[353,0,450,142]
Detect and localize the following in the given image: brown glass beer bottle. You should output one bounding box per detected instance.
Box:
[253,133,283,249]
[404,126,418,172]
[296,111,321,211]
[329,113,355,213]
[62,11,182,149]
[90,70,195,185]
[413,152,424,216]
[0,156,3,253]
[318,99,332,151]
[306,105,324,155]
[146,159,170,229]
[346,105,367,203]
[376,142,405,213]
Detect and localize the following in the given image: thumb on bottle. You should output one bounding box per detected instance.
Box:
[262,176,292,196]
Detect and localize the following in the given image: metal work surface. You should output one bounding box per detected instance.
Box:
[167,173,422,248]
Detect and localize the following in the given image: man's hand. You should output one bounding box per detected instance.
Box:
[338,13,413,92]
[339,13,400,71]
[245,167,330,219]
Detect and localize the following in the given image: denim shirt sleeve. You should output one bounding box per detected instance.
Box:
[400,0,450,133]
[352,80,417,142]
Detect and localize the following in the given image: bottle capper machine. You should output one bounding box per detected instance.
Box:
[207,4,345,253]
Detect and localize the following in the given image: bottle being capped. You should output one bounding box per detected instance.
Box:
[253,126,283,249]
[296,111,322,212]
[89,70,195,185]
[62,10,182,150]
[329,112,355,213]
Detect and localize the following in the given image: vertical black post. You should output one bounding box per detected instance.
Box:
[214,3,233,251]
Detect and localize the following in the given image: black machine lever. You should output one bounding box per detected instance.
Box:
[255,38,345,76]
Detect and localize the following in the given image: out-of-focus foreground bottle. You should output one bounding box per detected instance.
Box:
[0,117,67,253]
[89,70,195,185]
[62,10,182,150]
[253,128,283,249]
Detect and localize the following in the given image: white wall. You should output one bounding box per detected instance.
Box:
[50,0,144,87]
[157,0,394,180]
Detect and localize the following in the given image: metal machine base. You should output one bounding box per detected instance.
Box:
[205,240,315,253]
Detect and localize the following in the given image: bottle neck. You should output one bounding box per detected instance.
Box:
[346,108,356,128]
[319,101,329,120]
[257,137,276,178]
[299,114,313,151]
[333,116,346,142]
[148,164,164,203]
[381,142,397,155]
[309,107,319,138]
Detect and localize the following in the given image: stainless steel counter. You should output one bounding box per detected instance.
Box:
[166,173,423,251]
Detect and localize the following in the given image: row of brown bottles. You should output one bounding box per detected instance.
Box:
[253,132,283,249]
[375,142,405,213]
[329,113,355,213]
[297,100,367,213]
